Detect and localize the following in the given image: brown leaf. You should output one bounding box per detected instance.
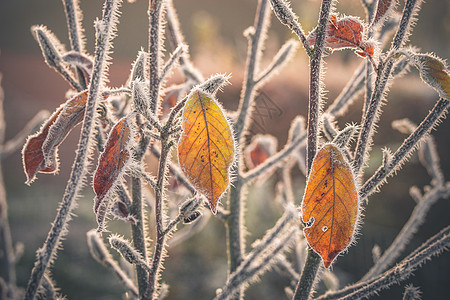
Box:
[111,200,137,225]
[22,90,88,184]
[93,118,133,230]
[372,0,396,27]
[177,89,235,214]
[307,15,375,58]
[301,144,359,268]
[161,85,182,118]
[245,134,277,169]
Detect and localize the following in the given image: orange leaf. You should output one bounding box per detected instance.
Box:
[177,89,235,214]
[93,118,133,230]
[22,90,88,184]
[301,144,359,268]
[307,15,375,58]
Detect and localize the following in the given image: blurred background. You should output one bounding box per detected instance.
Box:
[0,0,449,299]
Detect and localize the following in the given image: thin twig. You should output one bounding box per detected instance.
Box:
[360,98,449,201]
[87,230,139,298]
[165,0,203,83]
[362,182,450,280]
[162,215,183,236]
[269,0,312,55]
[234,0,270,139]
[316,225,450,300]
[215,226,298,300]
[159,44,185,85]
[0,110,49,159]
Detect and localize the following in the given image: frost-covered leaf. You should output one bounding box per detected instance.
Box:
[413,54,450,100]
[22,90,88,184]
[177,89,235,214]
[111,200,137,225]
[372,0,397,27]
[93,118,134,231]
[307,15,375,58]
[301,144,359,268]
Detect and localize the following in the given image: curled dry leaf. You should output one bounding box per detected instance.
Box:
[307,15,375,58]
[372,0,396,27]
[301,144,359,268]
[111,200,137,225]
[93,117,133,231]
[413,54,450,101]
[22,90,88,184]
[245,134,278,169]
[161,85,183,118]
[177,89,235,214]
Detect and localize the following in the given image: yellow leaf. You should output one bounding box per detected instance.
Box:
[301,144,359,268]
[178,89,235,214]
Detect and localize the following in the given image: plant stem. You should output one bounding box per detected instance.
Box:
[147,138,170,299]
[306,0,331,172]
[24,1,121,298]
[226,179,244,277]
[234,0,269,139]
[148,0,163,114]
[130,135,150,298]
[294,0,333,299]
[0,167,15,299]
[0,74,16,299]
[293,248,322,300]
